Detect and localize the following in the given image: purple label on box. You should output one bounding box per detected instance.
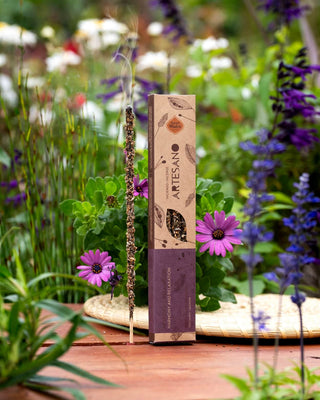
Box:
[148,248,196,336]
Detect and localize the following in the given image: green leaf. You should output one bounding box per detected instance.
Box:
[83,229,104,250]
[93,218,105,235]
[201,297,221,311]
[85,177,97,202]
[13,248,27,294]
[0,147,11,167]
[36,299,78,321]
[105,180,117,195]
[93,190,104,210]
[270,191,294,205]
[198,276,210,293]
[255,241,283,253]
[237,279,266,296]
[223,197,234,214]
[24,380,87,400]
[51,360,119,387]
[0,264,11,278]
[59,199,76,217]
[204,287,237,303]
[76,224,89,236]
[214,257,234,272]
[222,374,251,393]
[212,192,224,205]
[8,301,20,336]
[258,72,272,111]
[207,267,225,286]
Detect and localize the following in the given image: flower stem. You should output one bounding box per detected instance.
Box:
[247,247,259,388]
[297,300,305,398]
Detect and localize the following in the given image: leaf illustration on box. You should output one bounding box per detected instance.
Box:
[168,97,193,111]
[155,113,168,137]
[171,332,183,341]
[154,203,165,228]
[158,113,168,127]
[185,144,196,165]
[166,209,187,242]
[185,192,195,207]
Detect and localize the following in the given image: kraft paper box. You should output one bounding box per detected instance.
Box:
[148,94,196,344]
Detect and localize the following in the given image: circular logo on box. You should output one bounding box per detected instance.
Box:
[166,116,184,134]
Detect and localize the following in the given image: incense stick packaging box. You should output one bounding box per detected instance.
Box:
[148,94,196,344]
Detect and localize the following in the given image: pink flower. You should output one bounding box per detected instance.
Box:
[133,174,148,198]
[77,249,115,287]
[196,211,242,257]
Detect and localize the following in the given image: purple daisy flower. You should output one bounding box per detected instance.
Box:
[133,174,148,198]
[77,249,116,287]
[196,211,242,257]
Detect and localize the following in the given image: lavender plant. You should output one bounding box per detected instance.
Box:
[265,173,320,396]
[271,47,320,150]
[258,0,308,28]
[150,0,193,43]
[238,129,285,385]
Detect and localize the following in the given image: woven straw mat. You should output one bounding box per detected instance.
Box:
[84,293,320,339]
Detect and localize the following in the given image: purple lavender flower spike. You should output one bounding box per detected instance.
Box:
[258,0,309,27]
[97,76,163,125]
[150,0,193,43]
[252,310,271,331]
[272,48,320,150]
[265,173,319,297]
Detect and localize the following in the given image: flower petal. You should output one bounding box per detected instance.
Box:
[77,265,92,270]
[196,224,212,234]
[100,271,111,282]
[225,235,242,245]
[199,241,211,253]
[221,238,234,252]
[78,270,92,278]
[80,254,92,265]
[93,249,101,263]
[196,233,212,243]
[213,240,226,257]
[204,213,215,230]
[214,210,225,228]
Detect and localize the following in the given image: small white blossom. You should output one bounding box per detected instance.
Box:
[251,74,260,88]
[46,50,81,72]
[0,22,37,46]
[0,53,7,67]
[147,22,163,36]
[0,74,18,106]
[136,51,175,72]
[78,18,128,35]
[241,87,252,99]
[29,105,54,125]
[81,100,104,125]
[209,56,232,73]
[76,18,128,51]
[136,133,148,150]
[186,65,202,78]
[196,146,207,158]
[40,25,55,39]
[25,76,45,89]
[193,36,229,52]
[105,92,124,112]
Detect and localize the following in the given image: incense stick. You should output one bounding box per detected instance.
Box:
[125,105,136,344]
